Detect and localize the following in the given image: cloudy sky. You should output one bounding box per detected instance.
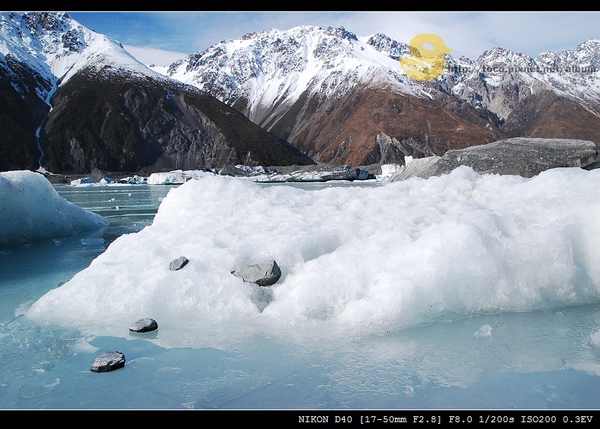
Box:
[68,11,600,67]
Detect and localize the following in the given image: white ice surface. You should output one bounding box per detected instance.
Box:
[25,166,600,350]
[0,170,108,246]
[147,170,210,185]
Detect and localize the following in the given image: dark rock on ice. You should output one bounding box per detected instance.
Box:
[219,165,253,177]
[232,259,282,286]
[390,137,600,181]
[90,351,126,372]
[169,256,189,271]
[129,318,158,333]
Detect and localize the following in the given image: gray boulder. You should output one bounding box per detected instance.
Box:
[169,256,189,271]
[219,165,252,177]
[90,351,126,373]
[129,318,158,333]
[390,138,600,181]
[232,259,282,286]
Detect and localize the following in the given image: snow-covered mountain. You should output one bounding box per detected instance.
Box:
[0,11,159,103]
[448,42,600,119]
[0,12,312,173]
[167,25,600,165]
[2,12,599,173]
[168,27,426,122]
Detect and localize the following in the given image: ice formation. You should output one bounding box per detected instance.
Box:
[25,166,600,348]
[0,170,108,246]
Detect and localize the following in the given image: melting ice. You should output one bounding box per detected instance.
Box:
[0,170,107,247]
[24,166,600,349]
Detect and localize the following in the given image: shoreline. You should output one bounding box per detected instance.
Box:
[37,163,387,185]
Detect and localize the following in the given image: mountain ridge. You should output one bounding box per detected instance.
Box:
[167,24,600,166]
[1,13,599,173]
[0,12,313,173]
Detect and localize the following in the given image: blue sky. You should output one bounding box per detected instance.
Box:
[68,11,600,67]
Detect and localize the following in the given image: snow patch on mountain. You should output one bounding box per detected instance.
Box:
[167,25,429,124]
[0,12,165,102]
[165,24,600,124]
[447,41,600,119]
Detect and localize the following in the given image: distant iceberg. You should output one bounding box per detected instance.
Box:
[0,170,108,246]
[147,170,211,185]
[70,177,95,186]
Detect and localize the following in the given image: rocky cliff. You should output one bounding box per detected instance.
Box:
[41,67,312,174]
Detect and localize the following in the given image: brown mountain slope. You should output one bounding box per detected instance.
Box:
[501,90,600,143]
[279,85,507,166]
[40,67,314,174]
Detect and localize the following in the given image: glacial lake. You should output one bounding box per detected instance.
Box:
[0,177,599,411]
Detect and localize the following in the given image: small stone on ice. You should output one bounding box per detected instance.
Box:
[129,318,158,333]
[90,351,126,372]
[169,256,189,271]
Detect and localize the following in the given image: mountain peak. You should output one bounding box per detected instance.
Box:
[1,11,166,89]
[0,11,315,173]
[363,33,410,59]
[23,11,71,32]
[2,12,599,173]
[324,26,358,41]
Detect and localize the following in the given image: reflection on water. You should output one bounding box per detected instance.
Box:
[54,184,175,240]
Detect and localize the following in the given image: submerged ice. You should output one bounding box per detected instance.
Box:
[0,170,108,247]
[25,166,600,348]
